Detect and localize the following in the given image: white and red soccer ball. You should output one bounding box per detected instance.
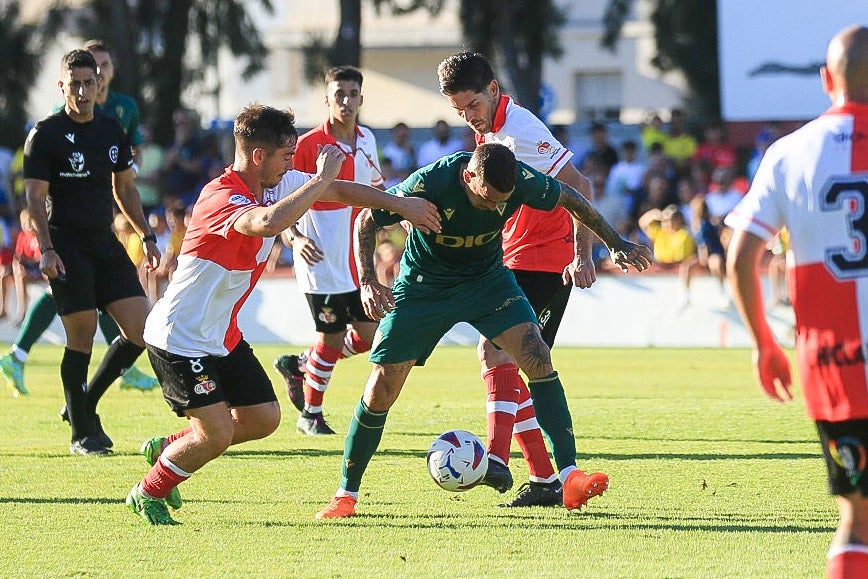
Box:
[426,430,488,492]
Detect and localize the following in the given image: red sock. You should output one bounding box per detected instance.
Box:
[484,363,521,465]
[141,455,191,499]
[828,545,868,578]
[514,381,557,482]
[341,329,371,359]
[166,426,193,445]
[304,342,342,410]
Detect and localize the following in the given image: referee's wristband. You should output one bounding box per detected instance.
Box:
[141,233,157,244]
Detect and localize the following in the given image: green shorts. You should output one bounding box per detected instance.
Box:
[369,266,537,366]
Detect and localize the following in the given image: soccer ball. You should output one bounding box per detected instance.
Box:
[426,430,488,492]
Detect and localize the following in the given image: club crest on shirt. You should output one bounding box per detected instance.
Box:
[109,146,118,164]
[228,194,253,206]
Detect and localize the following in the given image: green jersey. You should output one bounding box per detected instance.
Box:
[373,151,560,284]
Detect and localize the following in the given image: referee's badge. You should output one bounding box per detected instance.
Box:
[109,146,119,164]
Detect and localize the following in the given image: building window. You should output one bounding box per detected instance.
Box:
[574,72,622,121]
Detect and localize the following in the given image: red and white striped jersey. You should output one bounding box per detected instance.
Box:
[292,122,383,294]
[725,102,868,421]
[144,166,312,357]
[478,95,575,273]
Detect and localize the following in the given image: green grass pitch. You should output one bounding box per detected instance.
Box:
[0,344,833,577]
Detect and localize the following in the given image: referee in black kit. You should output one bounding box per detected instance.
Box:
[23,49,160,455]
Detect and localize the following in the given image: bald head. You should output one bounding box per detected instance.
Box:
[825,25,868,103]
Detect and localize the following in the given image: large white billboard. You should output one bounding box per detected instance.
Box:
[718,1,866,121]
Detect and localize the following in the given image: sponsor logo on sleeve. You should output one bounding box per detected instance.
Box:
[228,193,253,206]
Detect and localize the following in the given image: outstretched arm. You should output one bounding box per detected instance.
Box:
[727,228,793,402]
[322,181,441,234]
[354,208,395,321]
[557,182,652,273]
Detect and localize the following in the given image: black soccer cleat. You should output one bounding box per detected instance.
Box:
[69,435,112,456]
[60,406,114,448]
[296,412,336,436]
[274,354,305,412]
[498,481,563,507]
[479,458,514,494]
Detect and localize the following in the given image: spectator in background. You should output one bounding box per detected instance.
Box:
[11,208,42,325]
[641,113,667,151]
[161,109,203,206]
[663,108,697,175]
[638,204,696,267]
[693,121,737,170]
[380,122,415,182]
[588,159,631,266]
[635,170,675,221]
[690,158,713,197]
[415,120,464,167]
[606,140,645,218]
[550,124,574,153]
[197,132,226,193]
[746,124,781,184]
[135,124,164,214]
[579,122,618,175]
[8,140,26,216]
[705,166,744,227]
[0,216,14,320]
[681,195,728,309]
[675,176,697,231]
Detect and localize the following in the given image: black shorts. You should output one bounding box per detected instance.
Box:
[48,227,145,315]
[816,419,868,496]
[511,270,572,348]
[146,340,277,417]
[305,290,371,333]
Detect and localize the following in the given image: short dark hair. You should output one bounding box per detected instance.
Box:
[473,143,516,194]
[61,49,98,76]
[233,103,298,151]
[324,65,363,88]
[438,52,495,95]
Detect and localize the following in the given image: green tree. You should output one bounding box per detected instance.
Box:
[603,0,720,129]
[71,0,273,146]
[0,1,60,149]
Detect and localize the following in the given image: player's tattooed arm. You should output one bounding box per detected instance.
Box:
[557,183,652,273]
[354,209,396,320]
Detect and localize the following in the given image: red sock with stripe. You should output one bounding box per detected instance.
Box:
[514,380,558,483]
[166,427,192,445]
[484,363,520,465]
[141,455,192,499]
[341,329,371,359]
[304,342,343,412]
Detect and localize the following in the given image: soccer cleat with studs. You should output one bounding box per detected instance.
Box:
[498,480,563,507]
[140,436,183,510]
[69,435,112,455]
[60,406,114,448]
[118,366,159,391]
[0,352,27,396]
[296,412,336,436]
[126,483,180,525]
[315,495,357,520]
[562,469,609,511]
[274,354,305,412]
[479,458,514,494]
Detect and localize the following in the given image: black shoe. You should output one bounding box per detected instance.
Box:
[498,481,563,507]
[296,412,336,436]
[60,406,114,448]
[479,459,514,493]
[274,355,305,412]
[70,436,112,455]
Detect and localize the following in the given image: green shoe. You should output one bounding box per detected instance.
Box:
[119,366,159,391]
[140,436,183,510]
[125,484,179,526]
[0,352,27,396]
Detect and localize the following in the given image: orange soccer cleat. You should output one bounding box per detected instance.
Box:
[562,470,609,511]
[315,495,357,520]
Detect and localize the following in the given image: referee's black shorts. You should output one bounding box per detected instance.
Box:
[48,226,145,315]
[511,269,572,348]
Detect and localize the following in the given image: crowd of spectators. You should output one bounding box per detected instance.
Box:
[0,107,788,319]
